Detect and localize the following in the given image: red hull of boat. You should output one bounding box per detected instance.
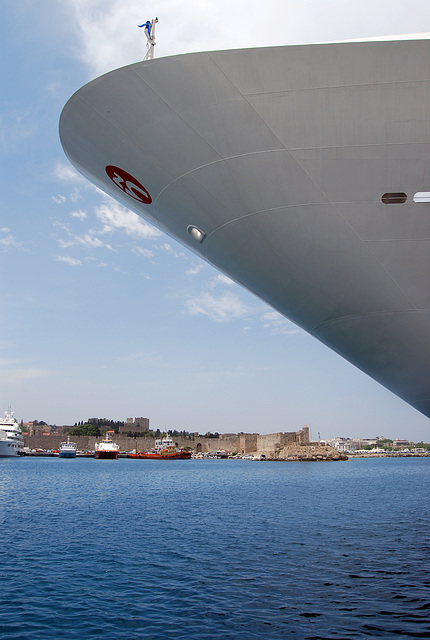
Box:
[130,451,191,459]
[94,451,119,459]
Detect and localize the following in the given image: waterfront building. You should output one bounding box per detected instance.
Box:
[392,439,410,448]
[328,437,378,452]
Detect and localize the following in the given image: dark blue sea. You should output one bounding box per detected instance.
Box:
[1,456,429,639]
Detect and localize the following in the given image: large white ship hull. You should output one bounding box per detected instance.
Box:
[0,440,21,457]
[60,39,430,419]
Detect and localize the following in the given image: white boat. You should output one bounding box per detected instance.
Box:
[58,436,77,458]
[0,408,24,457]
[59,39,430,420]
[94,431,120,459]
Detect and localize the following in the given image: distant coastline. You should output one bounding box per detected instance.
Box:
[346,451,430,458]
[21,426,349,461]
[18,421,429,461]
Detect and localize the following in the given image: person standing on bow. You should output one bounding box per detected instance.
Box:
[138,17,158,60]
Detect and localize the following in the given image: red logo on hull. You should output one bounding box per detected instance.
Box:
[105,165,152,204]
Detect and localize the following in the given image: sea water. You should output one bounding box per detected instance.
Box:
[0,456,429,639]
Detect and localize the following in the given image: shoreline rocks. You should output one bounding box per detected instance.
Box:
[272,444,348,462]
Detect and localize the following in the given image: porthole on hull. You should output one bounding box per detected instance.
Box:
[381,192,407,204]
[413,192,430,203]
[187,225,206,243]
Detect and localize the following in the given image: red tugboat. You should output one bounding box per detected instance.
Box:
[131,436,191,459]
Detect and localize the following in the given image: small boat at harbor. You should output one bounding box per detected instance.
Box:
[58,436,77,458]
[130,436,191,459]
[94,431,119,459]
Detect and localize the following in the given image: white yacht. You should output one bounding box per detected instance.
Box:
[0,408,24,457]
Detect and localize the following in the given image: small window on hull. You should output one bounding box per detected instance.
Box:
[413,192,430,203]
[381,193,407,204]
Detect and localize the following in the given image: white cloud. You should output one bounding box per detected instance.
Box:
[53,161,84,183]
[213,274,235,287]
[58,232,114,251]
[53,217,115,252]
[95,197,161,239]
[52,194,159,263]
[132,246,154,259]
[70,189,83,203]
[52,163,88,204]
[56,255,83,266]
[0,233,21,250]
[52,194,67,204]
[159,243,185,258]
[263,311,283,322]
[82,234,113,249]
[71,209,87,220]
[186,263,205,276]
[184,291,248,322]
[0,235,17,246]
[84,256,108,267]
[60,0,143,77]
[261,310,303,335]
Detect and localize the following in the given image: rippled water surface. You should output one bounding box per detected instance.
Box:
[1,456,429,639]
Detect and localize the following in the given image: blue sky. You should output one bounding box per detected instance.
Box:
[2,0,430,441]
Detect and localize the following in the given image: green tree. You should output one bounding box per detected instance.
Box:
[68,424,100,437]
